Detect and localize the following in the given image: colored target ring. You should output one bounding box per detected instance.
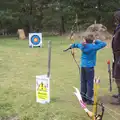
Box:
[31,35,41,45]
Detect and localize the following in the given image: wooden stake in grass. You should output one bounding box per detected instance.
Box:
[107,60,112,92]
[47,40,51,78]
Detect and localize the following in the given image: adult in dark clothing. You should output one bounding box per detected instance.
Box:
[111,10,120,104]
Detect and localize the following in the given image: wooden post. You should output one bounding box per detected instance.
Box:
[47,41,51,78]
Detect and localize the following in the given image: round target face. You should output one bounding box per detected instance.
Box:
[31,35,41,45]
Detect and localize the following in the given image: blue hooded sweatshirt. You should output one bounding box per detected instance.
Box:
[71,40,107,67]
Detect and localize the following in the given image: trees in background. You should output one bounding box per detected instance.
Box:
[0,0,119,36]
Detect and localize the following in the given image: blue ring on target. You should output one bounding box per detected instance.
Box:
[31,35,41,45]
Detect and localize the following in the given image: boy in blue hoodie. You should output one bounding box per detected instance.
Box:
[64,33,107,104]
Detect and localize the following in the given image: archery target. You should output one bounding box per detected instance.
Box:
[29,33,42,47]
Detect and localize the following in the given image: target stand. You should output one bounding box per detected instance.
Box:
[29,33,42,48]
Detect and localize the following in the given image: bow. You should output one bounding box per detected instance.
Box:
[70,31,75,57]
[69,13,79,57]
[73,78,105,120]
[107,60,112,92]
[69,15,81,74]
[63,34,81,76]
[73,87,93,118]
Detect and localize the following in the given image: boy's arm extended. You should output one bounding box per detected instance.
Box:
[93,40,107,50]
[71,43,84,49]
[63,43,84,52]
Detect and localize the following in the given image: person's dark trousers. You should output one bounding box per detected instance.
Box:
[80,67,94,102]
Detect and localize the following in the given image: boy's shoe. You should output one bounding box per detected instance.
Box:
[83,99,87,103]
[112,94,119,98]
[82,97,87,103]
[86,100,94,105]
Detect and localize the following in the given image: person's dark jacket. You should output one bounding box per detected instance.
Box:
[112,24,120,79]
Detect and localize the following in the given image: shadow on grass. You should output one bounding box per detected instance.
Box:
[50,97,59,103]
[0,114,19,120]
[51,97,73,103]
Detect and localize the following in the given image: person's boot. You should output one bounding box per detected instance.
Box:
[112,86,120,98]
[112,94,119,98]
[111,87,120,105]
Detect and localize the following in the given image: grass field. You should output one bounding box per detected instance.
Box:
[0,36,120,120]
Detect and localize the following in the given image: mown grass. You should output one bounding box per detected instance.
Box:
[0,36,119,120]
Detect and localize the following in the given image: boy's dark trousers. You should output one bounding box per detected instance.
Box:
[80,67,94,102]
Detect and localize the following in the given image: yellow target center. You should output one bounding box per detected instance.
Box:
[34,38,38,42]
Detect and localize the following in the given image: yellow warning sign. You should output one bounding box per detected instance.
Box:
[36,75,50,104]
[37,82,48,100]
